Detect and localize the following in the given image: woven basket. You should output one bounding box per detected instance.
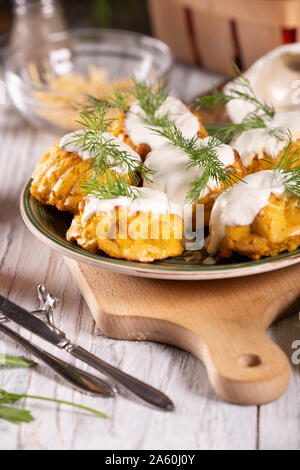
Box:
[147,0,300,74]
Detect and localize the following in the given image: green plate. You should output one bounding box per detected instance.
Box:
[20,179,300,280]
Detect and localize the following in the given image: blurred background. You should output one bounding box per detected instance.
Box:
[1,0,226,133]
[2,0,299,132]
[0,0,151,45]
[2,0,299,74]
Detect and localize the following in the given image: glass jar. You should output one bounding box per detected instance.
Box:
[10,0,66,48]
[9,0,72,77]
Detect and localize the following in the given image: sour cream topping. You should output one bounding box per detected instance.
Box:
[231,110,300,167]
[125,96,200,150]
[59,131,141,175]
[143,137,236,205]
[82,187,182,225]
[224,43,300,123]
[207,170,287,255]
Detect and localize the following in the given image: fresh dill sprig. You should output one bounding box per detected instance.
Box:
[283,167,300,203]
[0,354,37,368]
[81,172,141,200]
[215,114,268,142]
[268,126,289,141]
[76,103,114,131]
[132,78,170,127]
[268,134,300,203]
[193,65,287,142]
[274,132,300,171]
[83,83,132,114]
[216,117,289,143]
[195,65,275,118]
[0,389,108,424]
[151,123,241,202]
[81,78,171,128]
[67,105,152,184]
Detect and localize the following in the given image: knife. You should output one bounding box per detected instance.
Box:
[0,321,117,397]
[0,295,174,411]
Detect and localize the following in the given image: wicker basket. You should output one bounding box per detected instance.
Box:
[147,0,300,74]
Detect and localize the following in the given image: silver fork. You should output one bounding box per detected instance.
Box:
[34,285,174,411]
[0,288,117,397]
[0,286,174,410]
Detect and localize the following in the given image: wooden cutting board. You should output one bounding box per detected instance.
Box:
[65,258,300,406]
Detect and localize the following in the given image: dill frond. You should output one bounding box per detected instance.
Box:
[81,78,171,128]
[132,78,170,126]
[193,65,287,142]
[268,134,300,204]
[273,131,300,172]
[151,123,242,202]
[84,83,132,113]
[284,167,300,203]
[81,172,140,200]
[67,105,152,184]
[215,114,268,142]
[195,67,275,118]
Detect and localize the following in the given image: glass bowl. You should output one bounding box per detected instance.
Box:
[4,28,173,133]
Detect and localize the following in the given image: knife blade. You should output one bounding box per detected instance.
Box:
[0,294,66,346]
[0,322,117,397]
[0,294,174,411]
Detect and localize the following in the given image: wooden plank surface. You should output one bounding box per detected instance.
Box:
[65,259,300,406]
[0,63,299,450]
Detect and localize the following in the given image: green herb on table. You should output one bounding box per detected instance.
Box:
[0,390,109,424]
[0,406,34,424]
[0,355,109,424]
[0,353,37,368]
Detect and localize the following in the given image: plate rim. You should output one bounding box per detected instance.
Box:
[20,179,300,280]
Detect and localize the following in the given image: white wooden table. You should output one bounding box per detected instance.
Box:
[0,63,299,451]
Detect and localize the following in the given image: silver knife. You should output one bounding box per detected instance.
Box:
[0,294,174,411]
[0,321,117,397]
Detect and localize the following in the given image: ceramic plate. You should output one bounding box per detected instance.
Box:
[20,178,300,280]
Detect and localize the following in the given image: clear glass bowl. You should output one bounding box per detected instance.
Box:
[4,28,173,133]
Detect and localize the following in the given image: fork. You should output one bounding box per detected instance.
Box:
[0,288,117,397]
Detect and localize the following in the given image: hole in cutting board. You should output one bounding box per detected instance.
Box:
[238,354,262,368]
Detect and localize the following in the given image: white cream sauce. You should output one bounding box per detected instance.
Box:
[224,43,300,124]
[207,170,286,255]
[125,96,200,150]
[82,187,182,225]
[231,110,300,167]
[143,137,236,205]
[59,131,141,175]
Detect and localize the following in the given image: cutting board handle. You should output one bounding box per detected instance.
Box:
[65,259,300,406]
[193,325,291,405]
